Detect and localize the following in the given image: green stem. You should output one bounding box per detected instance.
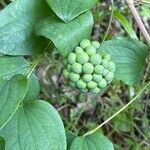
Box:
[26,41,51,78]
[27,58,40,79]
[102,0,114,42]
[71,108,84,131]
[83,81,150,137]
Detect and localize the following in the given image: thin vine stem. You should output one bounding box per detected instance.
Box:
[83,81,150,137]
[27,58,40,79]
[26,41,51,79]
[102,0,114,42]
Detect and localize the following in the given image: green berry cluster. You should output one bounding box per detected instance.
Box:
[63,39,116,94]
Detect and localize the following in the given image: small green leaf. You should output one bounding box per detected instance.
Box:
[0,0,50,55]
[0,75,28,129]
[0,56,40,103]
[99,37,148,85]
[36,11,93,56]
[66,131,77,149]
[70,132,114,150]
[0,100,66,150]
[113,113,131,132]
[114,11,138,40]
[45,0,97,22]
[140,5,150,18]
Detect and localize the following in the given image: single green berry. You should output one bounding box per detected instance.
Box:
[102,59,109,68]
[98,79,107,88]
[69,73,80,82]
[90,87,101,94]
[75,47,83,54]
[90,54,102,65]
[82,63,94,74]
[71,62,82,73]
[83,74,93,82]
[86,45,96,56]
[62,59,67,66]
[76,79,86,89]
[63,69,69,79]
[81,88,88,93]
[93,74,102,82]
[67,53,76,64]
[67,64,72,71]
[94,65,104,74]
[109,61,116,71]
[69,81,76,88]
[87,81,97,89]
[77,52,89,64]
[80,39,91,49]
[105,72,114,82]
[102,69,109,76]
[91,41,100,49]
[103,53,111,61]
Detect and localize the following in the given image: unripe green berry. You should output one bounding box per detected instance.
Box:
[63,69,69,79]
[86,45,96,56]
[80,39,91,49]
[69,81,76,88]
[91,41,100,49]
[90,87,101,94]
[81,88,88,92]
[77,52,89,64]
[69,73,80,82]
[82,63,94,74]
[83,74,93,82]
[102,69,109,76]
[67,64,72,71]
[94,65,104,74]
[62,39,115,94]
[63,59,67,66]
[103,53,111,61]
[102,59,109,68]
[109,61,116,71]
[90,54,102,65]
[87,81,97,89]
[68,53,76,64]
[75,47,83,54]
[71,62,82,73]
[93,74,102,82]
[76,79,86,89]
[98,79,107,88]
[105,72,114,82]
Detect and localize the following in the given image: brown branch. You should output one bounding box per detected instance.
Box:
[125,0,150,46]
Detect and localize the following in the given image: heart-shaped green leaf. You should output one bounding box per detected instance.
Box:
[66,131,77,149]
[0,100,66,150]
[99,37,148,85]
[45,0,97,22]
[70,132,114,150]
[0,75,28,129]
[0,0,50,55]
[0,56,40,103]
[36,11,93,56]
